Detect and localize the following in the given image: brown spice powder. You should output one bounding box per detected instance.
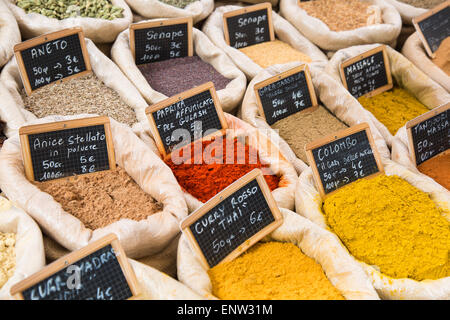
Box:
[432,37,450,76]
[417,151,450,190]
[397,0,446,9]
[35,167,163,230]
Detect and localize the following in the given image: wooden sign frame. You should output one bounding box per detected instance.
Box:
[253,64,318,123]
[339,45,393,98]
[180,169,283,270]
[129,17,194,63]
[413,0,450,59]
[223,2,275,47]
[14,27,92,96]
[145,82,229,158]
[19,116,116,182]
[406,102,450,167]
[10,234,139,300]
[305,123,385,198]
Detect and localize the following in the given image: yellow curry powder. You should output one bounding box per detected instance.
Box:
[323,175,450,281]
[239,40,312,69]
[208,242,345,300]
[0,232,16,289]
[357,87,430,135]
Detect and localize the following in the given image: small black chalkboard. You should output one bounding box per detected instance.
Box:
[19,116,116,182]
[14,28,91,95]
[130,17,193,65]
[407,103,449,166]
[181,169,283,269]
[254,65,317,125]
[306,123,384,196]
[223,3,275,49]
[340,45,393,99]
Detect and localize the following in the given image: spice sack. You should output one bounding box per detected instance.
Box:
[0,0,21,68]
[279,0,402,52]
[240,62,390,175]
[0,196,45,300]
[295,158,450,300]
[0,114,189,261]
[177,208,380,300]
[202,5,328,79]
[383,0,427,24]
[111,22,247,114]
[325,44,450,148]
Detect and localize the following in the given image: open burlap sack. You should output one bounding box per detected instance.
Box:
[280,0,402,51]
[325,43,450,148]
[240,62,391,175]
[0,114,188,261]
[201,5,328,79]
[177,208,380,300]
[111,23,247,114]
[125,0,214,24]
[0,38,149,137]
[0,196,45,300]
[402,32,450,92]
[295,158,450,299]
[5,0,132,43]
[0,0,21,68]
[384,0,427,24]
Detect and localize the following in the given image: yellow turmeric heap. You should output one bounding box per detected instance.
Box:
[358,87,429,135]
[208,242,345,300]
[323,175,450,281]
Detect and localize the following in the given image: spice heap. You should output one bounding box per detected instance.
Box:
[165,137,280,203]
[239,40,312,69]
[271,106,348,164]
[418,152,450,190]
[21,73,137,126]
[357,87,429,135]
[158,0,197,9]
[432,37,450,76]
[0,232,16,289]
[397,0,446,9]
[138,56,231,98]
[16,0,124,20]
[323,174,450,281]
[298,0,381,32]
[208,242,345,300]
[35,167,163,230]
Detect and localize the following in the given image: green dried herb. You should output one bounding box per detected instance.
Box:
[158,0,198,9]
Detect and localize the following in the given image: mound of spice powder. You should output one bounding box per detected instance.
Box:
[21,73,138,126]
[158,0,197,8]
[239,40,312,69]
[35,167,163,230]
[323,174,450,281]
[432,37,450,76]
[417,152,450,190]
[137,56,231,98]
[165,137,280,203]
[0,232,16,289]
[357,87,430,135]
[397,0,446,9]
[208,242,345,300]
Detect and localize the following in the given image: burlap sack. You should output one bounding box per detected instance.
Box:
[384,0,427,24]
[402,32,450,92]
[177,208,380,300]
[0,114,189,261]
[124,0,214,24]
[0,0,21,68]
[325,43,450,148]
[111,23,247,114]
[0,38,149,137]
[0,196,45,300]
[280,0,402,51]
[240,61,391,175]
[201,5,328,79]
[295,158,450,299]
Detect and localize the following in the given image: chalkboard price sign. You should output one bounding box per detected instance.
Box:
[223,3,275,49]
[10,234,139,300]
[306,123,384,197]
[340,45,393,98]
[254,64,318,125]
[413,1,450,58]
[14,27,91,96]
[146,82,228,157]
[129,17,194,65]
[406,103,449,166]
[181,169,283,269]
[19,116,116,182]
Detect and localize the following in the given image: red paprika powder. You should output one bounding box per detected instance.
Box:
[165,137,280,203]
